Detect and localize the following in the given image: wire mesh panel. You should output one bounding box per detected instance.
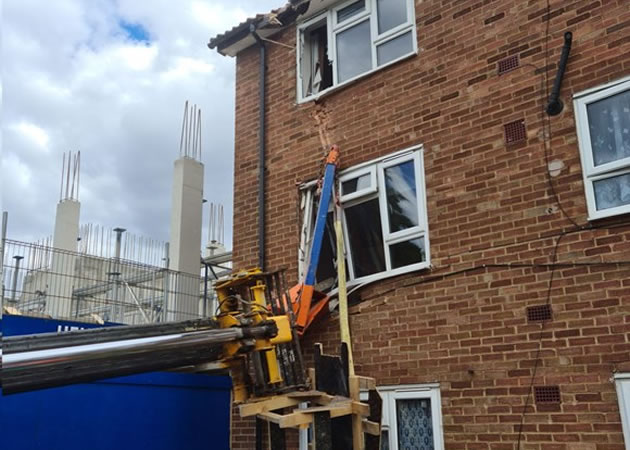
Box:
[1,239,217,324]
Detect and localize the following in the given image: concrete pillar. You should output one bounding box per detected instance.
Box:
[46,199,80,318]
[168,158,204,320]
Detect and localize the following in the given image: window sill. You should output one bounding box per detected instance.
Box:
[326,260,431,306]
[296,50,417,105]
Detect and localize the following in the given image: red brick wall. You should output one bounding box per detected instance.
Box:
[229,0,630,448]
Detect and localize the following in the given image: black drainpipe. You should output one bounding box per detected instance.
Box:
[251,26,266,271]
[546,31,573,116]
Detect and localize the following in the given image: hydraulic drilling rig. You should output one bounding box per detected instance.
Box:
[2,147,382,449]
[2,269,305,399]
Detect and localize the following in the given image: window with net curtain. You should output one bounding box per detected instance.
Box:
[574,77,630,220]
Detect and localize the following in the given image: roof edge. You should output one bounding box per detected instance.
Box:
[207,1,310,57]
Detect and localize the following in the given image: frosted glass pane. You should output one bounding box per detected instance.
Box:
[336,19,372,83]
[594,173,630,210]
[587,89,630,166]
[396,398,434,450]
[377,0,407,34]
[377,31,413,66]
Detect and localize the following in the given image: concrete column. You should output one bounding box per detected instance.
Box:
[46,199,80,318]
[168,158,204,320]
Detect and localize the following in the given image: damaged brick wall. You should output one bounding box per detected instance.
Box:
[230,0,630,448]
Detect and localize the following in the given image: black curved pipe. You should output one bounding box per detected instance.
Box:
[546,31,573,116]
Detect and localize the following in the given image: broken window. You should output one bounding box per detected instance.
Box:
[574,76,630,220]
[298,146,429,290]
[300,18,333,98]
[297,0,417,101]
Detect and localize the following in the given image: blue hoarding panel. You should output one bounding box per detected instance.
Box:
[1,315,232,450]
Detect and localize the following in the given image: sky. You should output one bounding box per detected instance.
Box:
[1,0,281,251]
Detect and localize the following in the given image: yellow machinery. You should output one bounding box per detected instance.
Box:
[214,268,307,403]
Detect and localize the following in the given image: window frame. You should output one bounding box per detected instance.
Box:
[379,383,445,450]
[614,373,630,450]
[298,145,430,290]
[573,76,630,220]
[296,0,418,103]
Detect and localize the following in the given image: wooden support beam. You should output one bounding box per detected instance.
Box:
[362,420,380,436]
[357,376,376,391]
[240,395,302,417]
[350,376,364,450]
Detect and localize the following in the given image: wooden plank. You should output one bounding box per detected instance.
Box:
[357,376,376,391]
[362,420,380,436]
[350,376,364,450]
[335,215,354,374]
[279,412,313,428]
[240,395,301,417]
[257,412,284,425]
[296,402,352,417]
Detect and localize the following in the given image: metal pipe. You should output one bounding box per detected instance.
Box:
[11,255,24,302]
[1,211,8,316]
[112,227,126,321]
[3,322,277,394]
[546,31,573,116]
[251,26,266,271]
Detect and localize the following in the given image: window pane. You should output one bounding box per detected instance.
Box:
[337,0,365,23]
[336,19,372,83]
[385,160,419,233]
[593,173,630,210]
[377,31,413,66]
[587,89,630,166]
[342,173,371,195]
[396,398,434,450]
[345,198,386,278]
[390,237,425,269]
[377,0,408,34]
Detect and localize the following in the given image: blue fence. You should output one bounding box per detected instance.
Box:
[1,315,232,450]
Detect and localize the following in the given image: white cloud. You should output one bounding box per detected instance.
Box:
[12,122,50,150]
[2,0,281,249]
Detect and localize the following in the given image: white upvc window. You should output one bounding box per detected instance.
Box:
[378,384,444,450]
[616,373,630,450]
[574,76,630,220]
[297,0,417,102]
[298,145,430,290]
[300,384,444,450]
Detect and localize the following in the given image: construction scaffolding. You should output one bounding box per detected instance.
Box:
[1,238,229,324]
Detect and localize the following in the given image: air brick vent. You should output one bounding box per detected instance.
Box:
[534,385,561,403]
[504,120,527,145]
[527,304,553,322]
[498,55,519,74]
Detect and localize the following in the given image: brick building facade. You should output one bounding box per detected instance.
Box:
[210,0,630,448]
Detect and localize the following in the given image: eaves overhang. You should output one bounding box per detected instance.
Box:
[207,0,339,57]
